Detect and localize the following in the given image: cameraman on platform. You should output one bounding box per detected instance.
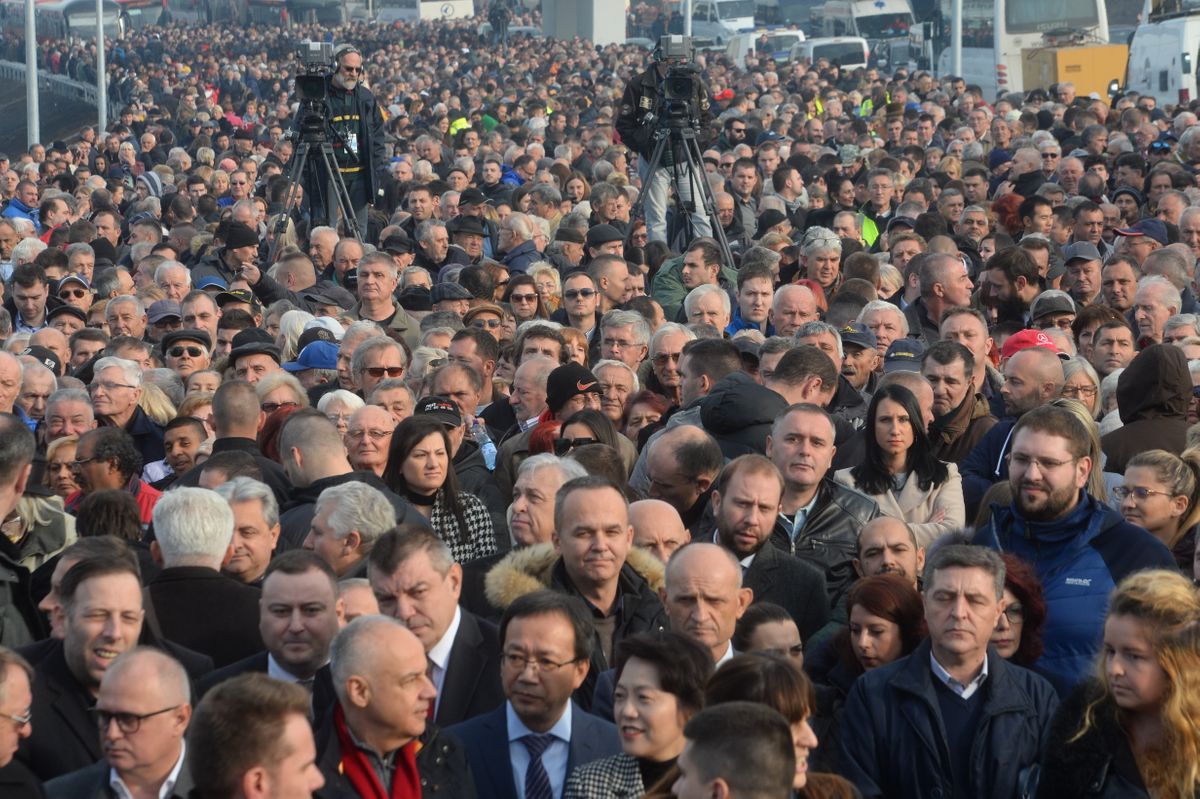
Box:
[617,35,714,246]
[321,44,387,232]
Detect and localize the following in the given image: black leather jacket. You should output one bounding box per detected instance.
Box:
[770,478,880,605]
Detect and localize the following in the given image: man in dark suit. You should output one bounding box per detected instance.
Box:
[447,591,620,799]
[195,551,341,718]
[146,487,262,668]
[44,648,193,799]
[316,615,476,797]
[711,454,830,641]
[368,526,504,728]
[18,554,146,780]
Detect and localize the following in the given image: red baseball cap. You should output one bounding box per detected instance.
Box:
[1000,329,1060,361]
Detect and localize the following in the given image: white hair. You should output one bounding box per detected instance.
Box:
[152,487,235,568]
[1137,274,1183,313]
[683,284,732,318]
[314,482,397,549]
[93,356,143,387]
[857,300,910,336]
[11,237,46,267]
[318,389,366,413]
[214,476,279,528]
[592,359,640,392]
[154,261,191,286]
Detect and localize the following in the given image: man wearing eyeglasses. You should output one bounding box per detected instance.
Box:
[44,648,192,799]
[974,405,1175,695]
[0,647,33,794]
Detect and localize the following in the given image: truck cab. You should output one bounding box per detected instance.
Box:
[691,0,757,42]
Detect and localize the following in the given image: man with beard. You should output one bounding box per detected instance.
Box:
[981,246,1042,325]
[321,45,387,231]
[974,405,1174,694]
[853,517,924,589]
[960,344,1064,517]
[920,341,996,462]
[710,455,829,641]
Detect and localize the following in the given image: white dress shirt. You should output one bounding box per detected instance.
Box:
[506,699,572,799]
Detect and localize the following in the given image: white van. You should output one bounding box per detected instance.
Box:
[1125,16,1200,107]
[691,0,757,43]
[788,35,870,70]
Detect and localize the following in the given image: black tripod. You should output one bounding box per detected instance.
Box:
[633,117,734,266]
[270,132,363,264]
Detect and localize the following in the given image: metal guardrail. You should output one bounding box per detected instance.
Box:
[0,59,116,123]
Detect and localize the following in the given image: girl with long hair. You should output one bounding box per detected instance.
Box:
[834,384,965,546]
[1037,570,1200,799]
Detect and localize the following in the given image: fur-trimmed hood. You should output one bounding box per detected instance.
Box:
[484,542,665,610]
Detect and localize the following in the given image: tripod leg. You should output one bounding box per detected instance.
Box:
[680,132,734,268]
[269,142,312,264]
[631,135,671,244]
[319,143,364,242]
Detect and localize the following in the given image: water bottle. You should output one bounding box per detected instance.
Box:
[471,419,498,471]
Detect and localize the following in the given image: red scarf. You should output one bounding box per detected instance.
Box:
[333,704,423,799]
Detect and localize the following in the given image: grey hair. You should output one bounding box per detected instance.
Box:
[330,615,408,701]
[154,261,191,286]
[152,487,235,569]
[1165,313,1200,337]
[922,543,1006,600]
[794,320,844,359]
[415,219,447,244]
[11,237,46,266]
[739,246,782,272]
[314,482,397,550]
[600,309,651,348]
[318,389,366,414]
[46,387,94,421]
[1137,275,1183,313]
[214,476,280,529]
[857,300,910,336]
[683,285,731,318]
[64,242,95,261]
[649,322,696,356]
[801,225,842,257]
[93,356,143,387]
[592,359,640,392]
[351,337,408,384]
[517,453,589,484]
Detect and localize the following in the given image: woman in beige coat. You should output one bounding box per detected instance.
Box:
[834,383,965,547]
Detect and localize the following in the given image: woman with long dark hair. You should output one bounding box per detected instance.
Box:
[834,384,965,547]
[503,273,549,323]
[991,553,1048,669]
[382,416,496,562]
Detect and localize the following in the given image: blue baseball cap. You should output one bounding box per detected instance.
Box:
[196,275,229,291]
[282,340,338,372]
[883,338,926,373]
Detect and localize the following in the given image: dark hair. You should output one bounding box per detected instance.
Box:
[1000,553,1047,667]
[706,652,814,724]
[499,589,595,663]
[0,413,35,485]
[680,338,741,383]
[1011,403,1092,460]
[60,552,141,609]
[836,574,926,676]
[565,444,629,490]
[263,549,339,595]
[852,383,948,495]
[84,427,143,481]
[987,246,1040,287]
[11,263,47,289]
[559,408,621,452]
[733,602,797,654]
[188,674,312,799]
[75,490,142,541]
[200,450,263,483]
[164,415,207,438]
[451,326,500,365]
[681,702,795,799]
[613,631,713,716]
[921,339,975,379]
[503,274,549,321]
[383,416,469,545]
[1071,304,1126,344]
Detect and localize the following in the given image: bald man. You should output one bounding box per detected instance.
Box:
[319,616,474,795]
[46,648,192,799]
[961,345,1065,514]
[853,517,925,590]
[629,499,690,564]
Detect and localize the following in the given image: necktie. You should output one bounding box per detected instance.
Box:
[520,733,555,799]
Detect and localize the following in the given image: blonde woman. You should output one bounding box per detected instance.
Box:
[1116,448,1200,570]
[529,262,562,313]
[1038,570,1200,799]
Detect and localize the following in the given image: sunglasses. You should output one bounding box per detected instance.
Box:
[564,288,596,300]
[1150,141,1172,153]
[341,65,363,74]
[59,289,88,299]
[364,366,405,378]
[510,293,537,303]
[554,437,596,455]
[260,400,300,414]
[168,346,205,358]
[472,318,502,329]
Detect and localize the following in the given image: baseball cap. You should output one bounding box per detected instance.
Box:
[47,304,87,324]
[1030,290,1076,322]
[56,274,90,292]
[196,275,229,291]
[1114,218,1169,246]
[148,300,182,324]
[1000,329,1061,361]
[304,317,345,341]
[216,289,258,308]
[883,338,925,373]
[546,363,602,414]
[1062,241,1102,264]
[283,340,338,372]
[21,345,62,375]
[301,283,356,310]
[415,395,464,427]
[839,322,877,351]
[885,216,918,233]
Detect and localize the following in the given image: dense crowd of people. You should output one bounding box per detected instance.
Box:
[1,6,1200,798]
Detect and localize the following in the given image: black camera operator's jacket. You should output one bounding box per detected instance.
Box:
[616,65,713,160]
[321,75,389,202]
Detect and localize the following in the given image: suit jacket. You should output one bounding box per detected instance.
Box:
[44,750,193,799]
[146,566,263,668]
[447,703,620,799]
[0,761,45,799]
[195,651,337,722]
[742,540,831,642]
[833,463,966,549]
[436,609,505,728]
[16,640,102,781]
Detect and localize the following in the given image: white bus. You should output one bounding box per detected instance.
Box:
[375,0,475,23]
[935,0,1110,99]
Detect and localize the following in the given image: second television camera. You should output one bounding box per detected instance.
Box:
[656,35,703,128]
[293,40,335,139]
